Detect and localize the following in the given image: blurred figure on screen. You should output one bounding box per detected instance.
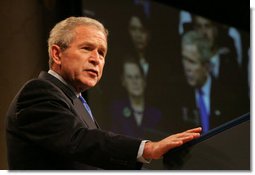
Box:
[179,30,241,133]
[126,6,151,76]
[192,15,240,84]
[100,5,153,103]
[110,56,162,140]
[192,15,249,116]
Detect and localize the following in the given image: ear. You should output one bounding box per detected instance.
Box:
[50,44,62,65]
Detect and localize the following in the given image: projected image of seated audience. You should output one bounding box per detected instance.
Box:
[82,0,250,137]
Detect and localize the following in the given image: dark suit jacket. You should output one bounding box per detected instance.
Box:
[110,99,162,140]
[178,77,247,132]
[216,50,241,85]
[5,71,143,170]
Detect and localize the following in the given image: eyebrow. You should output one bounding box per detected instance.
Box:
[80,41,106,49]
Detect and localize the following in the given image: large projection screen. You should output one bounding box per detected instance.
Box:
[81,0,250,169]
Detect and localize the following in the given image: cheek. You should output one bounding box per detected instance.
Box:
[143,34,149,42]
[130,33,137,41]
[62,62,77,76]
[196,69,204,80]
[126,82,133,91]
[207,32,215,42]
[99,61,105,75]
[138,81,144,88]
[194,69,200,78]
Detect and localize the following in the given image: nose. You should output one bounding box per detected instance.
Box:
[89,49,100,65]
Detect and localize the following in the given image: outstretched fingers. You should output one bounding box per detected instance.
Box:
[185,127,202,133]
[174,132,200,143]
[146,127,202,160]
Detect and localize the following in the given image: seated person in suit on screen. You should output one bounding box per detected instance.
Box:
[192,15,249,116]
[110,56,162,140]
[191,15,241,85]
[179,30,241,134]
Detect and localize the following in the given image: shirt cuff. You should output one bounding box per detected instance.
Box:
[137,140,152,163]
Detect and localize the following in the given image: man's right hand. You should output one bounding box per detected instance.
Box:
[142,127,202,159]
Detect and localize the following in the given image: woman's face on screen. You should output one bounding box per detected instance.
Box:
[128,16,149,52]
[122,62,145,97]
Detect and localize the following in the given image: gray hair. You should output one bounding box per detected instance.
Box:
[48,16,108,68]
[182,30,212,64]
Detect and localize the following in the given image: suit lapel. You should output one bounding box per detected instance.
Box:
[73,98,98,129]
[38,71,98,129]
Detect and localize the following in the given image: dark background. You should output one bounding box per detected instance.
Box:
[155,0,249,32]
[0,0,250,169]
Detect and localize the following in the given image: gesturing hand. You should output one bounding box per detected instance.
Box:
[143,127,202,159]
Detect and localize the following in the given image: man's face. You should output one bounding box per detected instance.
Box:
[182,44,208,88]
[128,16,149,52]
[57,25,107,92]
[193,16,217,47]
[122,63,145,97]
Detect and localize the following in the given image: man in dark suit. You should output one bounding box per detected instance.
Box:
[5,16,201,170]
[179,30,241,134]
[191,15,241,85]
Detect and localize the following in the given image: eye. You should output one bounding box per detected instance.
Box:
[82,46,93,51]
[98,50,104,57]
[98,49,106,58]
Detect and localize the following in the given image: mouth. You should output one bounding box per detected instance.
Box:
[186,74,194,81]
[85,69,98,77]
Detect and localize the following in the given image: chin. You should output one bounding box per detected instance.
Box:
[187,81,195,87]
[78,81,96,91]
[88,81,98,87]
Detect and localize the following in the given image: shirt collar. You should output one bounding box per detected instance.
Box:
[48,70,81,97]
[198,75,212,96]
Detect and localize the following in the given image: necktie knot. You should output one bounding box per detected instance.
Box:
[198,88,204,95]
[78,95,86,104]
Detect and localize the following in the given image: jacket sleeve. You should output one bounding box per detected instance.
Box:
[7,79,143,170]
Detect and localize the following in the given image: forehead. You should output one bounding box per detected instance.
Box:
[182,44,201,60]
[194,17,212,26]
[124,63,140,73]
[183,44,199,54]
[129,16,143,27]
[73,25,107,47]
